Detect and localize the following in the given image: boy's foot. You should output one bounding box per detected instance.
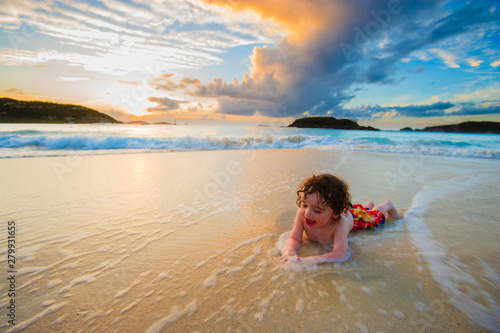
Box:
[385,200,401,219]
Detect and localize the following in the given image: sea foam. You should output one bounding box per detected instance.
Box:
[405,173,499,332]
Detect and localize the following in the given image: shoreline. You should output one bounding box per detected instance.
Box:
[1,146,499,162]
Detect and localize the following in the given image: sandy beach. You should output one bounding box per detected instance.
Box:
[0,148,498,332]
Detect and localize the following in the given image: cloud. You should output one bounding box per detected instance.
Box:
[184,0,499,118]
[55,77,91,82]
[119,80,141,86]
[0,0,279,75]
[467,58,483,67]
[369,101,455,118]
[151,74,188,91]
[414,64,427,73]
[343,101,500,118]
[147,96,189,112]
[451,99,500,115]
[430,48,460,68]
[6,88,27,95]
[198,0,349,43]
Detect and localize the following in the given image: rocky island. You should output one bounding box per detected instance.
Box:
[400,121,500,134]
[0,98,121,123]
[288,116,380,131]
[422,121,500,134]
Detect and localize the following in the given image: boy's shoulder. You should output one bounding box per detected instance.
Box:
[339,211,354,232]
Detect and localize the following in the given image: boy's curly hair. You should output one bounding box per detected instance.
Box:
[296,174,352,222]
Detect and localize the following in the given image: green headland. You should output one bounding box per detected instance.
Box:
[0,98,121,124]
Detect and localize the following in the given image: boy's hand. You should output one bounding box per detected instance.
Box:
[280,255,300,262]
[279,251,300,262]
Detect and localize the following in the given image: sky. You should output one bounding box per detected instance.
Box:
[0,0,499,129]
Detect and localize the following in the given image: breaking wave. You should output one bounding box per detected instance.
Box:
[0,125,498,159]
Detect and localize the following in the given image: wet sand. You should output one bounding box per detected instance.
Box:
[0,149,498,332]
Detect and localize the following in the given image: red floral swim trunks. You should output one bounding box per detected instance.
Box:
[349,204,386,231]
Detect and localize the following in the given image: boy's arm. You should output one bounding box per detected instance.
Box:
[330,218,350,259]
[280,210,304,260]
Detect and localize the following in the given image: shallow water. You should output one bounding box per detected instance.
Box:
[0,149,498,332]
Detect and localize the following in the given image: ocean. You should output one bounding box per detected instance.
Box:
[0,123,499,159]
[0,123,499,332]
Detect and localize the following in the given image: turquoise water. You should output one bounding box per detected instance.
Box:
[0,123,498,159]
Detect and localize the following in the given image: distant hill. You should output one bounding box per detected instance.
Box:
[418,121,500,134]
[0,98,121,124]
[288,116,380,131]
[125,121,149,125]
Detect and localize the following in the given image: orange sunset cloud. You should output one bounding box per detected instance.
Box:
[199,0,350,43]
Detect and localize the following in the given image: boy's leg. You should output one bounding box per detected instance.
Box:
[372,200,401,219]
[365,201,375,210]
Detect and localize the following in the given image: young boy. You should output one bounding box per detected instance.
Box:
[280,174,400,264]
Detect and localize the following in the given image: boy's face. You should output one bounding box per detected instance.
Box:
[299,192,338,228]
